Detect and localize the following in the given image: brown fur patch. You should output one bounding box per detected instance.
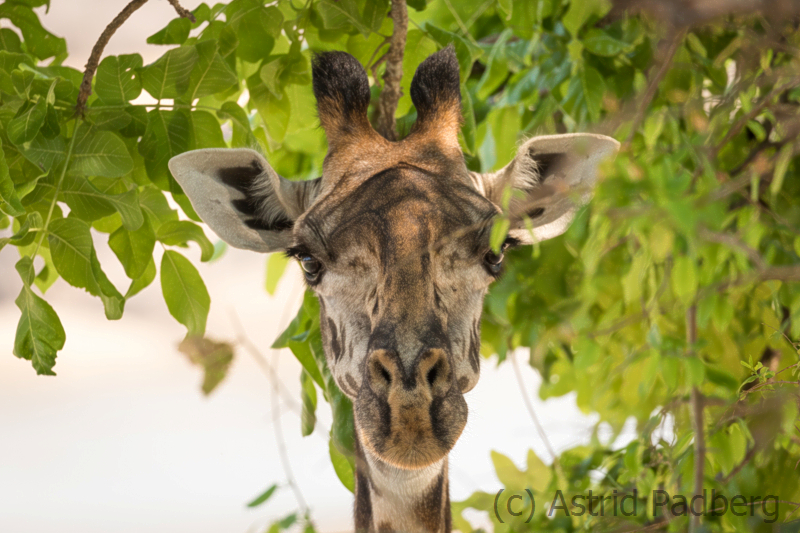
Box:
[415,470,446,532]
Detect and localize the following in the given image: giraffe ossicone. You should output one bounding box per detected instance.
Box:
[169,46,619,532]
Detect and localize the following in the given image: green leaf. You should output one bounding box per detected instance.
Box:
[265,252,289,295]
[562,0,610,37]
[247,484,278,508]
[300,369,317,437]
[525,449,552,493]
[217,102,255,148]
[248,78,290,148]
[70,123,134,178]
[583,28,629,56]
[329,438,355,493]
[491,450,527,488]
[0,3,66,60]
[14,285,65,375]
[125,259,156,299]
[156,220,214,262]
[138,45,198,100]
[19,133,66,171]
[460,87,476,154]
[94,54,143,105]
[671,256,698,305]
[61,174,143,230]
[316,0,370,35]
[109,219,156,279]
[0,28,22,53]
[139,186,179,230]
[684,358,705,387]
[186,40,238,101]
[7,98,46,145]
[0,137,25,215]
[396,30,438,116]
[189,110,226,149]
[770,143,793,197]
[160,250,210,335]
[47,218,125,320]
[224,0,282,62]
[146,17,191,45]
[3,212,43,251]
[139,109,191,189]
[490,217,510,253]
[424,25,481,80]
[16,256,35,286]
[581,65,605,121]
[209,240,227,262]
[474,30,512,101]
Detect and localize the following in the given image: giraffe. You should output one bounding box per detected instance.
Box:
[169,47,618,532]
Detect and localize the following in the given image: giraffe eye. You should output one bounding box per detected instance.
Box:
[483,249,504,275]
[484,238,515,276]
[299,255,323,281]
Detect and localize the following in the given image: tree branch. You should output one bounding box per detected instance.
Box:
[624,30,684,148]
[374,0,408,141]
[76,0,196,116]
[687,305,705,533]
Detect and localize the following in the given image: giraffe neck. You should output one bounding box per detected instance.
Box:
[353,426,451,533]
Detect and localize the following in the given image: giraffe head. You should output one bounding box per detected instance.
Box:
[169,48,618,471]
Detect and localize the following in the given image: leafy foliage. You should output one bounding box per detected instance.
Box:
[2,0,799,531]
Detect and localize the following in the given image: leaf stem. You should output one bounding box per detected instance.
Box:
[31,120,79,260]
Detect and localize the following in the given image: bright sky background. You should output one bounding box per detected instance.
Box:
[0,2,634,532]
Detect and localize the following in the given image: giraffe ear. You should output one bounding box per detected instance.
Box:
[169,148,321,253]
[473,133,620,244]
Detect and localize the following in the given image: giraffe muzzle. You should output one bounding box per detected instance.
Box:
[355,347,468,469]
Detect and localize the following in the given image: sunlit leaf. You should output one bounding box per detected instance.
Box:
[95,54,143,104]
[14,284,65,375]
[160,250,210,335]
[47,218,125,320]
[70,123,134,178]
[138,45,198,100]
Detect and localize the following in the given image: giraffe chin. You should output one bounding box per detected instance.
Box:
[354,389,468,470]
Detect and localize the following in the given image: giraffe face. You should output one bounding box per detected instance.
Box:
[169,48,619,473]
[291,160,501,468]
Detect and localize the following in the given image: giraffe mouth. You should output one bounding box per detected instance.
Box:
[354,382,468,470]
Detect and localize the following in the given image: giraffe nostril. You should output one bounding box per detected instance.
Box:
[426,362,440,387]
[369,355,393,392]
[366,349,400,397]
[379,364,392,386]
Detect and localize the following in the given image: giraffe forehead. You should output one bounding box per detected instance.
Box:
[297,165,497,258]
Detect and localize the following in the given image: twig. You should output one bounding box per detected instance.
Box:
[687,305,704,533]
[697,227,767,271]
[719,446,755,483]
[510,350,566,483]
[166,0,196,20]
[229,309,330,437]
[713,77,800,153]
[268,332,308,515]
[624,31,684,148]
[374,0,408,141]
[76,0,196,115]
[229,286,310,515]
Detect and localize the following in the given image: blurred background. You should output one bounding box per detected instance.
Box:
[0,2,635,531]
